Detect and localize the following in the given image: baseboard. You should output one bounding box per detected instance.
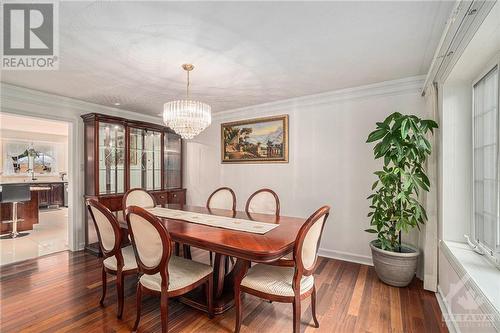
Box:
[318,248,373,266]
[436,286,460,333]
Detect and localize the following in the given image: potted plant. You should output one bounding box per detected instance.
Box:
[365,112,437,287]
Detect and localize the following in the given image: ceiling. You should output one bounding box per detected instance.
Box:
[1,1,454,115]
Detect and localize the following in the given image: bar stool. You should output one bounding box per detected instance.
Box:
[0,184,31,239]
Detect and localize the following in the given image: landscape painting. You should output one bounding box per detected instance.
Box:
[221,115,289,163]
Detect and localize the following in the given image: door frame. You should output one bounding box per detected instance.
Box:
[1,110,83,251]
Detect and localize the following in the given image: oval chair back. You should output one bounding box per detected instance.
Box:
[123,188,157,221]
[206,187,236,211]
[123,188,156,209]
[86,199,123,262]
[245,188,280,216]
[293,206,330,277]
[125,206,172,287]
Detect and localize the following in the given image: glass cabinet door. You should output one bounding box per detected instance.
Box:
[98,122,125,194]
[164,132,182,189]
[129,128,162,190]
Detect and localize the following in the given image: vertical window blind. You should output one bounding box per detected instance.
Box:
[473,65,500,255]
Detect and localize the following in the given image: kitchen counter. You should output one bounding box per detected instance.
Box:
[1,183,68,235]
[1,187,41,235]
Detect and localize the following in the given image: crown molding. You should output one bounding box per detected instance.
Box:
[1,83,161,124]
[213,75,425,120]
[2,74,424,124]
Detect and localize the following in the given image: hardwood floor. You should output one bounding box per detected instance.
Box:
[0,249,448,333]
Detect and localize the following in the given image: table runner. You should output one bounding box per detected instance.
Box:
[146,207,278,234]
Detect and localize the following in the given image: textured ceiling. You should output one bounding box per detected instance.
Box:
[1,1,454,115]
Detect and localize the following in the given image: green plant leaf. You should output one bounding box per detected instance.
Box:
[367,129,387,143]
[401,118,410,139]
[367,112,435,249]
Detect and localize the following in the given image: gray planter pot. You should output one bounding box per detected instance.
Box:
[370,240,419,287]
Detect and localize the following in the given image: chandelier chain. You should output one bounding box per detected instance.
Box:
[186,70,190,99]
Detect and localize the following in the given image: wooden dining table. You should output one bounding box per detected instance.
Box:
[118,204,307,315]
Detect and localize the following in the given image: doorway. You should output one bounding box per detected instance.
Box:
[0,113,71,265]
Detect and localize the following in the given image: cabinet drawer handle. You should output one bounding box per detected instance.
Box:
[173,194,177,198]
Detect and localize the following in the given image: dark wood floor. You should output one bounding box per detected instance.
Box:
[0,249,448,333]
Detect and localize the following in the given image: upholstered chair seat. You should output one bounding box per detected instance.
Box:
[241,264,314,297]
[139,256,213,292]
[103,246,137,272]
[126,206,214,333]
[234,205,331,333]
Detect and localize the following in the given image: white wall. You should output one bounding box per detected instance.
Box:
[184,76,428,264]
[441,82,473,242]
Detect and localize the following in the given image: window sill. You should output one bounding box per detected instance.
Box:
[441,240,500,329]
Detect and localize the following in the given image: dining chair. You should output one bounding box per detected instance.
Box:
[125,206,214,333]
[244,189,294,262]
[206,187,237,211]
[122,188,156,218]
[86,199,138,319]
[123,188,182,256]
[245,188,280,216]
[205,187,237,265]
[234,205,331,333]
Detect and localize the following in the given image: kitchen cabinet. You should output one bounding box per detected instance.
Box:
[35,183,66,207]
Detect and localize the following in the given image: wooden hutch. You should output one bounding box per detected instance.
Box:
[82,113,186,254]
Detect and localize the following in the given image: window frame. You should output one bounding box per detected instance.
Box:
[471,55,500,267]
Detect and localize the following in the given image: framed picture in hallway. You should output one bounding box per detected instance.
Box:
[221,115,289,163]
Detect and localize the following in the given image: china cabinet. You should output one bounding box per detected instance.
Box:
[81,113,186,254]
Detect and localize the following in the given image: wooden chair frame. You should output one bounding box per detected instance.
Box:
[86,199,138,319]
[245,188,280,217]
[234,205,330,333]
[206,187,237,211]
[125,206,214,333]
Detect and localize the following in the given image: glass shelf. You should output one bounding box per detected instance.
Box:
[164,132,182,189]
[129,128,162,190]
[98,123,125,195]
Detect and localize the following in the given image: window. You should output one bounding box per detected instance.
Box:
[473,64,500,264]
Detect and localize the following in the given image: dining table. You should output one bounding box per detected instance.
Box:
[118,203,307,315]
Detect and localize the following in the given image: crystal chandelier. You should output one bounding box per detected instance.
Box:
[163,64,212,139]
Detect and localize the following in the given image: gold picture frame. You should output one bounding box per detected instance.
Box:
[221,115,289,164]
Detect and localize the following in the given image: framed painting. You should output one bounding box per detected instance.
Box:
[221,115,289,163]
